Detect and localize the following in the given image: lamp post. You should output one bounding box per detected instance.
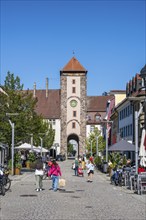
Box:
[96,135,100,156]
[101,120,113,163]
[6,113,18,175]
[90,140,93,156]
[30,134,33,151]
[39,137,43,157]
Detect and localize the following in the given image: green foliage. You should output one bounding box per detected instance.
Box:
[0,72,55,152]
[27,152,36,162]
[108,152,122,169]
[94,156,102,166]
[67,143,74,154]
[85,127,105,155]
[4,71,24,91]
[122,154,127,165]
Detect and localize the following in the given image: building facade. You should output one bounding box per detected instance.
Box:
[33,57,126,157]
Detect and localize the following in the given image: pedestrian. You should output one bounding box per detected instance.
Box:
[48,159,62,191]
[74,157,79,176]
[86,159,95,182]
[81,157,86,175]
[35,157,44,192]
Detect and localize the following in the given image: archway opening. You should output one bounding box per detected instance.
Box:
[67,134,79,158]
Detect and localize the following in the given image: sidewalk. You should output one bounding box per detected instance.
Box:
[1,159,146,220]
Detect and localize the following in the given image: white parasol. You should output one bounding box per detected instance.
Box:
[139,129,146,167]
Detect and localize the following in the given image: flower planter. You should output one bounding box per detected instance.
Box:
[14,168,21,175]
[26,161,31,169]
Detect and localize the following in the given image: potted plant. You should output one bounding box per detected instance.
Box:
[14,163,22,175]
[26,152,36,169]
[14,152,22,175]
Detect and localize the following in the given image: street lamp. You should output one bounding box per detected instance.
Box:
[96,135,100,156]
[90,140,93,156]
[6,113,18,175]
[101,120,113,163]
[39,137,43,157]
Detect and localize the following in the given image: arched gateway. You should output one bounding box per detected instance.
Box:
[67,133,79,157]
[60,57,87,158]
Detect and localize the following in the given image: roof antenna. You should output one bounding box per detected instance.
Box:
[73,50,75,57]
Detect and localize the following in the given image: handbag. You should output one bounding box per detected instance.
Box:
[72,163,75,170]
[59,178,66,187]
[35,169,44,176]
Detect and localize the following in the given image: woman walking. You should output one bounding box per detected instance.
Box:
[86,160,94,182]
[35,158,44,191]
[48,159,62,191]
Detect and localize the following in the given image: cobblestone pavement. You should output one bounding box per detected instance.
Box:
[1,159,146,220]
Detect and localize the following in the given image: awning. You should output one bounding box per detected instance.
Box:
[108,139,135,152]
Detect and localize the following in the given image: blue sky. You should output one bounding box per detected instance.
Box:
[0,0,145,96]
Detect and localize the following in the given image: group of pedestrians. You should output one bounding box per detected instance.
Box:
[34,156,62,192]
[73,156,95,182]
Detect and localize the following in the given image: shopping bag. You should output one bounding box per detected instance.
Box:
[59,178,66,187]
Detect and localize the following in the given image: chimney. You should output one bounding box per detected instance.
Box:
[33,82,36,98]
[46,77,48,98]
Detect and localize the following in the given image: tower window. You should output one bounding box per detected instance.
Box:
[72,87,76,93]
[72,122,76,128]
[72,79,76,84]
[73,111,77,117]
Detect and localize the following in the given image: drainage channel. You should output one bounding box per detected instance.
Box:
[20,194,38,197]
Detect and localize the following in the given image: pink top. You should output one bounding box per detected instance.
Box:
[48,164,62,176]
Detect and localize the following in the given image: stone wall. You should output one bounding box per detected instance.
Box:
[79,75,87,155]
[60,75,67,156]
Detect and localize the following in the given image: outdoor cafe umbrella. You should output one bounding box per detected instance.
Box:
[15,143,33,150]
[139,129,146,167]
[108,139,135,152]
[15,143,39,152]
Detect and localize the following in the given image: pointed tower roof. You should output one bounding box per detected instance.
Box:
[60,57,87,73]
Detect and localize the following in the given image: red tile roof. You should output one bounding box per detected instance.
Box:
[25,90,113,119]
[34,90,61,119]
[61,57,87,72]
[87,95,114,112]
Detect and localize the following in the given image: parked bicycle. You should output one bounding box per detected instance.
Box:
[0,165,11,192]
[0,170,5,196]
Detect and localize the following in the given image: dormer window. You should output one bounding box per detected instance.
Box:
[95,115,100,121]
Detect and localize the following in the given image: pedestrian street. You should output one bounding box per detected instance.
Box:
[1,159,146,220]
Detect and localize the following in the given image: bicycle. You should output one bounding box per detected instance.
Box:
[0,175,5,196]
[0,165,11,191]
[3,169,11,191]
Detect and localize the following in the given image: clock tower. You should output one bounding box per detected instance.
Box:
[60,57,87,157]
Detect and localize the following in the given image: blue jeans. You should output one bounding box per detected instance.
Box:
[74,166,78,176]
[51,175,59,191]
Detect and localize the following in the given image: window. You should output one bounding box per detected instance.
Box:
[72,122,76,128]
[90,126,94,133]
[49,119,56,126]
[72,87,76,93]
[73,111,76,117]
[95,115,100,121]
[72,79,75,84]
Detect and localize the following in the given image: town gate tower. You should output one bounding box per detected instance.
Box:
[60,57,87,157]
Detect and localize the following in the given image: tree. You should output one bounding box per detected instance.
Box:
[85,126,106,156]
[67,143,74,155]
[0,72,55,154]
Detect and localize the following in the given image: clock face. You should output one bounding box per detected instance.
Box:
[70,100,77,107]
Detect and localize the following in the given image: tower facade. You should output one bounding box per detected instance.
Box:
[60,57,87,157]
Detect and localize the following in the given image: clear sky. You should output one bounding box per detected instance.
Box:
[0,0,145,96]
